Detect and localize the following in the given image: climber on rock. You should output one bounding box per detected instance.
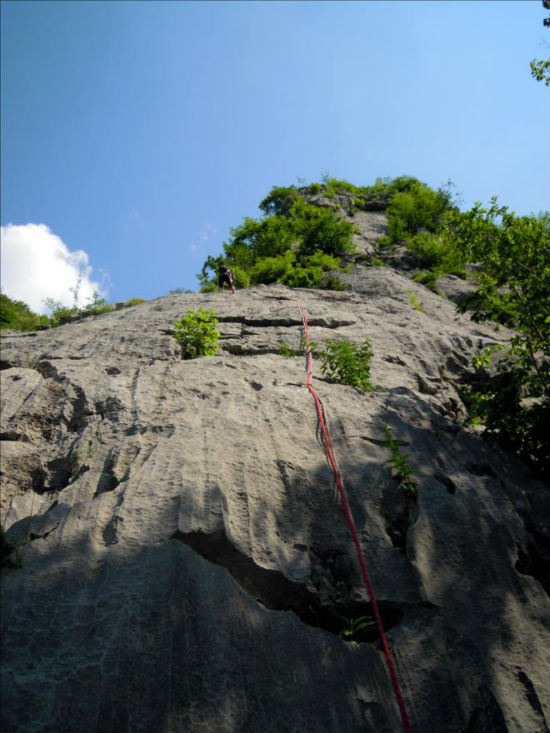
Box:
[218,264,236,294]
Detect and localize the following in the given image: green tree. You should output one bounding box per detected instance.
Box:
[442,201,550,478]
[197,183,355,291]
[530,0,550,86]
[384,180,454,243]
[0,294,49,331]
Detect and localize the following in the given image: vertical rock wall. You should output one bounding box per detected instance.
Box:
[1,276,549,733]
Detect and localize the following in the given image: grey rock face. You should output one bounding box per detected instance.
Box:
[435,274,479,305]
[1,273,549,733]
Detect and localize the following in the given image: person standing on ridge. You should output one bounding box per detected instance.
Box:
[218,264,236,294]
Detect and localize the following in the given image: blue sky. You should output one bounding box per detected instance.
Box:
[1,0,548,310]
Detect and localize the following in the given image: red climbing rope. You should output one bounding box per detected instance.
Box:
[297,304,413,733]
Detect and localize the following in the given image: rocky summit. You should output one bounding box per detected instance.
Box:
[1,237,549,732]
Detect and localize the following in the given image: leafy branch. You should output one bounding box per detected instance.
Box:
[382,424,416,497]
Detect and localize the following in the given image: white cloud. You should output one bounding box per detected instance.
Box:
[0,223,107,314]
[189,241,198,252]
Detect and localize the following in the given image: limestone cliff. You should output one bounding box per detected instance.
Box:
[1,223,549,732]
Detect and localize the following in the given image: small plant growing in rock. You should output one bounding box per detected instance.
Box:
[173,308,220,359]
[338,614,376,642]
[472,343,505,370]
[279,342,298,357]
[382,424,416,497]
[86,292,116,316]
[408,292,423,312]
[317,339,374,392]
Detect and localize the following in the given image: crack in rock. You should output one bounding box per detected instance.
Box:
[216,315,355,328]
[171,528,404,642]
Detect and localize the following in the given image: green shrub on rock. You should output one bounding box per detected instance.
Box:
[173,308,220,359]
[318,339,374,391]
[0,294,49,331]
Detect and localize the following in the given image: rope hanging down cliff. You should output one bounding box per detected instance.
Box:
[297,303,413,733]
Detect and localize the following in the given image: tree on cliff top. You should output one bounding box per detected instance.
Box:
[530,0,550,86]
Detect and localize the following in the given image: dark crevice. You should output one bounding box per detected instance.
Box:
[515,537,550,598]
[31,467,47,493]
[35,360,62,380]
[467,461,496,478]
[380,484,418,555]
[102,491,125,544]
[0,360,13,370]
[94,397,124,422]
[171,528,403,642]
[29,452,87,494]
[434,471,456,494]
[515,669,548,728]
[221,343,287,356]
[29,524,59,541]
[68,388,92,433]
[94,457,120,498]
[103,516,122,545]
[0,431,29,442]
[45,456,73,491]
[216,315,355,328]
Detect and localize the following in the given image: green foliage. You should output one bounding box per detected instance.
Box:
[442,200,550,350]
[250,251,296,285]
[461,357,550,479]
[322,178,357,198]
[338,614,376,642]
[530,1,550,85]
[370,257,385,267]
[172,308,220,359]
[472,343,505,370]
[530,58,550,85]
[200,282,219,293]
[251,250,345,290]
[43,298,79,327]
[407,292,423,312]
[0,294,49,331]
[197,255,225,290]
[279,342,298,357]
[85,293,116,315]
[125,297,146,307]
[385,182,452,243]
[199,176,459,290]
[259,186,301,217]
[382,425,416,496]
[317,339,374,391]
[442,200,550,478]
[43,275,84,326]
[43,290,114,326]
[412,270,440,292]
[297,204,356,257]
[231,267,251,289]
[408,231,451,269]
[198,184,355,291]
